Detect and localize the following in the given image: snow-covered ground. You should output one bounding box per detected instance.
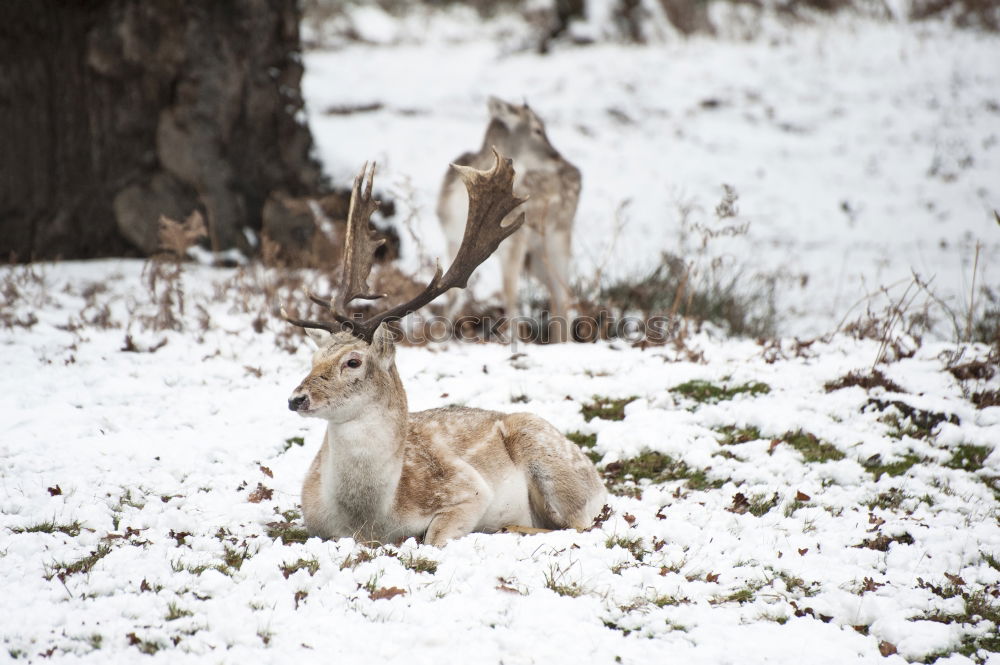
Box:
[302,6,1000,337]
[1,261,998,663]
[3,6,1000,664]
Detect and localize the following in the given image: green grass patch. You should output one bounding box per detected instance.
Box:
[566,431,602,464]
[730,492,779,516]
[880,413,930,440]
[601,620,632,636]
[716,425,762,445]
[601,452,724,493]
[401,554,438,574]
[172,545,252,577]
[126,633,161,655]
[983,551,1000,572]
[982,475,1000,502]
[711,580,765,605]
[165,602,193,621]
[282,436,305,453]
[117,488,146,510]
[171,560,223,576]
[862,453,922,480]
[651,594,691,607]
[280,557,320,579]
[781,430,844,463]
[945,445,992,472]
[606,535,646,562]
[266,520,310,545]
[544,565,584,598]
[672,380,770,404]
[45,544,112,581]
[865,488,909,510]
[341,546,381,570]
[221,545,250,572]
[915,577,1000,662]
[10,520,84,537]
[723,587,756,603]
[773,570,820,597]
[783,499,808,517]
[867,398,959,440]
[748,493,780,517]
[274,507,302,522]
[581,396,637,422]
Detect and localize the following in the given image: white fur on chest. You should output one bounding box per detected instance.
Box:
[317,419,403,538]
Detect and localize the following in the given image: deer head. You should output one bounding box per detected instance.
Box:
[487,96,561,166]
[283,149,526,418]
[286,325,403,423]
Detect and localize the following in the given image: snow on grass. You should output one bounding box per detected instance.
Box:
[1,261,999,663]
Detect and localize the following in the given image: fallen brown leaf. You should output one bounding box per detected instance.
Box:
[369,586,406,601]
[878,641,897,657]
[728,493,749,514]
[248,483,273,503]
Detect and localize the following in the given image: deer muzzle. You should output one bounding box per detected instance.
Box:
[288,394,310,412]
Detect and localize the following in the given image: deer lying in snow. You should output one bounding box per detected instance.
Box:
[283,151,606,547]
[437,97,581,341]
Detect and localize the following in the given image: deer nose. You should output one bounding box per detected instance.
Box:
[288,395,309,412]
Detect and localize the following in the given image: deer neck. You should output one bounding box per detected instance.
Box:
[320,370,408,535]
[480,119,510,157]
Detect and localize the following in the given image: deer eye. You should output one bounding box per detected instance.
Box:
[345,358,362,369]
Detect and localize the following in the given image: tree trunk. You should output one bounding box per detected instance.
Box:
[0,0,326,262]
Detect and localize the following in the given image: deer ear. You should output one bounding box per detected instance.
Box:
[304,328,331,347]
[488,96,517,120]
[369,323,396,368]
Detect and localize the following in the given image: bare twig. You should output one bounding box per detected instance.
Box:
[965,241,982,344]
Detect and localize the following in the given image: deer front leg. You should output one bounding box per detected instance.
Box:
[536,228,573,342]
[500,230,529,340]
[502,228,530,317]
[423,488,493,547]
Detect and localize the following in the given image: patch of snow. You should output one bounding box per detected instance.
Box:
[1,261,998,662]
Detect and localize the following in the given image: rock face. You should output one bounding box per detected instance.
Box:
[0,0,326,261]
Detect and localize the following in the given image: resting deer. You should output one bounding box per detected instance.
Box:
[283,151,606,547]
[437,97,581,342]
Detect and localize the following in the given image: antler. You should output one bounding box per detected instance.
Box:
[337,162,385,310]
[282,148,526,343]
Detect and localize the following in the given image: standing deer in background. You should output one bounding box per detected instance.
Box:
[437,97,581,342]
[282,151,606,547]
